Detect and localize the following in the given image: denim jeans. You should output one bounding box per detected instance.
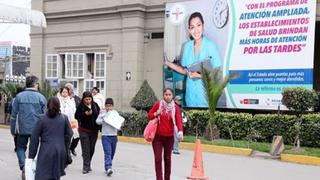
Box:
[16,135,31,170]
[102,136,118,171]
[173,128,179,153]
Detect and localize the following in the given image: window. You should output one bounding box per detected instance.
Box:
[96,80,105,92]
[46,54,58,78]
[85,79,95,92]
[95,53,106,78]
[84,79,105,96]
[65,53,84,78]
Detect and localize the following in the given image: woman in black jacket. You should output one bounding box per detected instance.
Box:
[75,91,100,174]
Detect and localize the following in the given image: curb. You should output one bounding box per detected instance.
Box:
[0,124,9,129]
[118,136,252,156]
[281,154,320,166]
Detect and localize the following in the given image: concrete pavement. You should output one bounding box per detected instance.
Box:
[0,128,319,180]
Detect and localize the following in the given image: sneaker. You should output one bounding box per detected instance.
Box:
[173,151,180,155]
[106,169,113,177]
[82,169,89,174]
[70,149,77,156]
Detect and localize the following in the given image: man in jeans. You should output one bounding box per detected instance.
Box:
[10,75,47,180]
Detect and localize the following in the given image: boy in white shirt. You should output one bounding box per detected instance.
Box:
[96,98,118,177]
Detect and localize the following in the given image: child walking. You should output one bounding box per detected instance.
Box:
[96,98,119,177]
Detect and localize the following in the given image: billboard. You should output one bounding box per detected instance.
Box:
[164,0,316,110]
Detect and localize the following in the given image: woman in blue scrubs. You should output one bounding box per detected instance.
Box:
[166,12,222,107]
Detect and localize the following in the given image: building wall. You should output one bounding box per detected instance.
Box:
[31,0,320,110]
[31,0,165,110]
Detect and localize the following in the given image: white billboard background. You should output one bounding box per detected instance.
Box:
[164,0,316,110]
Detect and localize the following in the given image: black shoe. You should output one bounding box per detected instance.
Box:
[70,149,77,156]
[82,169,89,174]
[173,151,180,155]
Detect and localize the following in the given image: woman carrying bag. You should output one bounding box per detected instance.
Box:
[148,88,183,180]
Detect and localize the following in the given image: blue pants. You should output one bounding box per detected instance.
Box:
[102,136,117,171]
[173,128,179,153]
[16,135,31,170]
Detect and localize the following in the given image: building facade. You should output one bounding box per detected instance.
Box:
[31,0,320,110]
[31,0,166,110]
[0,41,30,84]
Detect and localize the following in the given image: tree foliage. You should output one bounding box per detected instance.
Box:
[0,83,23,101]
[130,80,158,111]
[201,66,239,117]
[281,87,318,115]
[201,65,239,140]
[39,80,59,100]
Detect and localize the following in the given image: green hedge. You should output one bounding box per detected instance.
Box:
[119,109,320,147]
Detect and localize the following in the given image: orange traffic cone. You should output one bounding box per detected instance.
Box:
[187,139,208,180]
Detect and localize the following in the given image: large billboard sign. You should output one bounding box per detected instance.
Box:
[164,0,316,110]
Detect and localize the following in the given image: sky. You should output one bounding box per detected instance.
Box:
[0,0,31,46]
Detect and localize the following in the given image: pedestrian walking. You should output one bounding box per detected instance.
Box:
[64,83,81,156]
[96,98,120,177]
[28,97,73,180]
[148,88,184,180]
[9,86,25,152]
[75,91,101,174]
[91,87,105,110]
[173,95,183,154]
[10,75,47,180]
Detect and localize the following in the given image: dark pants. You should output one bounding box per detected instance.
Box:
[16,135,31,170]
[102,136,118,171]
[70,137,80,151]
[79,131,98,171]
[152,135,174,180]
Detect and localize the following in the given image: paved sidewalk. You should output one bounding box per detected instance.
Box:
[0,128,319,180]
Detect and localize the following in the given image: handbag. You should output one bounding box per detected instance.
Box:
[25,158,36,180]
[143,117,159,142]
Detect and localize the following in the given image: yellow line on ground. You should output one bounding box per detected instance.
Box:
[281,154,320,166]
[118,136,252,156]
[0,124,9,129]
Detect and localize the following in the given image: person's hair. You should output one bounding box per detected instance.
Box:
[163,88,174,94]
[92,87,100,93]
[82,91,93,103]
[64,82,74,90]
[47,97,60,118]
[25,75,39,88]
[60,87,70,94]
[105,98,114,105]
[188,12,204,40]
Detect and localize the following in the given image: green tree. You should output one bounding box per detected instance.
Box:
[0,83,23,102]
[201,66,239,141]
[281,87,318,148]
[130,80,158,111]
[39,80,59,100]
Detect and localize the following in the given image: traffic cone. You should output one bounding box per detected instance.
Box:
[187,139,208,180]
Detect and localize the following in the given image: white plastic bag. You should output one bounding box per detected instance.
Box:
[25,158,36,180]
